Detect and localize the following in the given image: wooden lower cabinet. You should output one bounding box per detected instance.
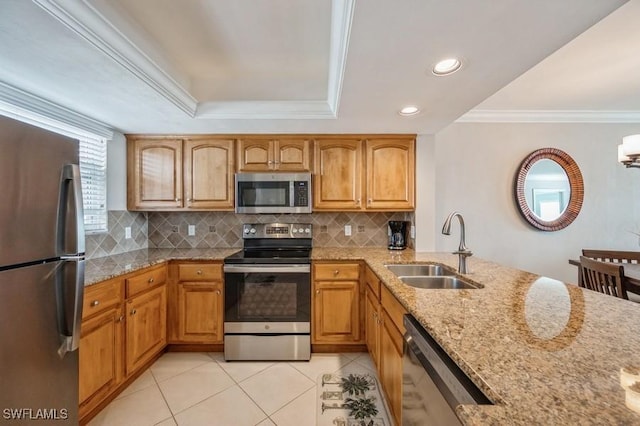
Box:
[364,285,381,368]
[176,282,223,342]
[125,283,167,375]
[79,305,124,419]
[312,262,364,345]
[379,309,404,426]
[363,265,406,426]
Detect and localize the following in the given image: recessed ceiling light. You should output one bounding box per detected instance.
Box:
[433,58,462,76]
[399,106,420,116]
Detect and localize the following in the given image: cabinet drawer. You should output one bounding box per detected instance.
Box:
[314,263,360,281]
[126,265,167,298]
[83,278,123,320]
[381,285,407,334]
[364,267,381,299]
[178,263,222,282]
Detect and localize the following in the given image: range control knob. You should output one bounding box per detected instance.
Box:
[249,228,256,234]
[305,228,311,234]
[298,228,304,233]
[243,228,250,234]
[292,228,298,233]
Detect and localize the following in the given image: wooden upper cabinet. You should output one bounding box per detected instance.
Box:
[313,139,363,210]
[365,138,415,210]
[127,136,235,211]
[128,138,182,209]
[237,138,310,171]
[184,139,234,209]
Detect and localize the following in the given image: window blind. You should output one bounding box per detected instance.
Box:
[79,138,107,233]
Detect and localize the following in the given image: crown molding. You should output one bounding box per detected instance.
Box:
[0,80,113,139]
[33,0,198,117]
[326,0,356,116]
[457,109,640,123]
[34,0,353,120]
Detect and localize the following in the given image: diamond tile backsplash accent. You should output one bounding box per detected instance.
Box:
[86,210,414,258]
[86,211,148,259]
[147,211,414,249]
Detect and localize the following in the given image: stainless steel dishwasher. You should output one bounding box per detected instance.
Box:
[403,315,492,425]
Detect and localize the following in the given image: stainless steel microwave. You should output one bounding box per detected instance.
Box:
[235,172,312,214]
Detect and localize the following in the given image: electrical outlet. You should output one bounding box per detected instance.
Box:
[357,225,365,233]
[188,225,196,236]
[320,225,328,233]
[209,225,216,233]
[344,225,352,236]
[410,225,416,239]
[124,226,131,239]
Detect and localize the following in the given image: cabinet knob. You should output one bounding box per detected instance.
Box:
[175,198,181,202]
[187,198,193,202]
[333,270,340,276]
[90,300,100,307]
[130,309,137,316]
[268,160,274,164]
[368,199,372,205]
[148,277,155,284]
[197,270,202,275]
[216,290,221,295]
[315,290,320,294]
[356,199,360,205]
[118,315,125,322]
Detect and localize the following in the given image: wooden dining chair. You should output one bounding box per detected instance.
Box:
[579,256,629,300]
[582,249,640,264]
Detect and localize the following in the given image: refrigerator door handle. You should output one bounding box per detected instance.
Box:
[58,164,85,256]
[56,259,85,358]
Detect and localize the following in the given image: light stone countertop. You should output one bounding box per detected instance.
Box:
[86,247,640,424]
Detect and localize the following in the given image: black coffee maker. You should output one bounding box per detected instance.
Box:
[388,221,409,250]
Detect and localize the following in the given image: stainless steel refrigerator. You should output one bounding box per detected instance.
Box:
[0,115,85,425]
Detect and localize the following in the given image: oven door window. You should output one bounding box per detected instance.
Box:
[238,181,290,207]
[225,272,310,322]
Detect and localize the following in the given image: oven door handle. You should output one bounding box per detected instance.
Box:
[223,264,310,273]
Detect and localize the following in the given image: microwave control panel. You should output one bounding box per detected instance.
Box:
[293,181,309,207]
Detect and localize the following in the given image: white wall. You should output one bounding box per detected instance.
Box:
[106,131,127,210]
[432,122,640,283]
[415,134,436,251]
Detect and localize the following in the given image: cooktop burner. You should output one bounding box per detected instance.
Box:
[224,223,312,265]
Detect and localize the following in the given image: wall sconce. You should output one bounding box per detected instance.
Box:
[619,134,640,168]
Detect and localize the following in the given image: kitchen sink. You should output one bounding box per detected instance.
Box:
[384,264,454,277]
[398,276,481,290]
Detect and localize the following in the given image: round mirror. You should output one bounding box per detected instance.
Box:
[515,148,583,231]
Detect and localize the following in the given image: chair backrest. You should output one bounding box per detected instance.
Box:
[579,256,628,300]
[582,249,640,264]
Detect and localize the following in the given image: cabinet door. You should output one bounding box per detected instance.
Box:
[237,138,274,171]
[364,286,380,369]
[313,139,363,210]
[274,139,311,171]
[125,284,167,376]
[128,139,183,209]
[365,138,415,210]
[79,307,124,416]
[177,282,223,343]
[379,309,403,426]
[184,139,235,209]
[312,280,361,343]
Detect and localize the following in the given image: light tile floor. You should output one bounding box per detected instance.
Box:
[88,352,387,426]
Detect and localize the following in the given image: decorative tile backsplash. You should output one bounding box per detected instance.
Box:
[148,211,414,249]
[86,210,414,258]
[85,211,148,259]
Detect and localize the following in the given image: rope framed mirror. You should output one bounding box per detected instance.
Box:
[514,148,584,231]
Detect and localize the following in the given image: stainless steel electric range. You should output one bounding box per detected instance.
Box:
[223,223,312,361]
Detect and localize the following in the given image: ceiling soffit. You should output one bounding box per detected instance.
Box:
[33,0,354,120]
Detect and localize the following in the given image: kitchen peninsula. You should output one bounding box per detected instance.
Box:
[83,247,640,425]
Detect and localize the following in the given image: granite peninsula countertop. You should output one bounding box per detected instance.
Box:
[86,247,640,424]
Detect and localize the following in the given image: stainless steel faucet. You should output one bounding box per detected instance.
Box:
[442,211,473,274]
